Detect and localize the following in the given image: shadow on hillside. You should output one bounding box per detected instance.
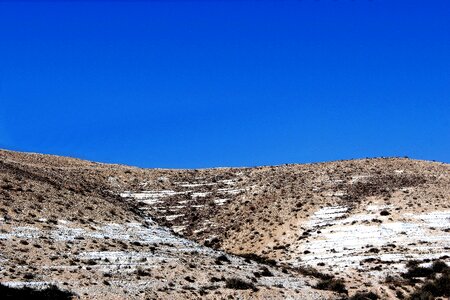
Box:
[0,284,75,299]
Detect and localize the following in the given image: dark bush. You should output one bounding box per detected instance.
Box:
[236,253,277,266]
[293,266,334,280]
[225,278,258,291]
[315,278,347,294]
[135,267,151,277]
[198,285,219,296]
[403,265,434,279]
[259,266,273,277]
[210,276,223,283]
[204,237,220,248]
[23,273,35,280]
[431,260,449,273]
[0,284,75,299]
[403,260,449,280]
[215,254,230,265]
[349,291,379,300]
[409,291,434,300]
[396,290,405,299]
[409,271,450,299]
[385,275,408,286]
[85,259,97,266]
[432,272,450,296]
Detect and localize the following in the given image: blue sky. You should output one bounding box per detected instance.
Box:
[0,0,449,168]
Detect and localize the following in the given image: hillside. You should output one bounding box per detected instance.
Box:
[0,149,449,299]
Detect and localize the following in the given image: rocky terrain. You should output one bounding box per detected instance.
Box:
[0,149,449,299]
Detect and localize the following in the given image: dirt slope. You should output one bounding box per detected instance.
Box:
[0,150,334,299]
[117,157,450,299]
[1,149,449,299]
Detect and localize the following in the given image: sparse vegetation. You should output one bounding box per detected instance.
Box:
[409,272,450,299]
[348,291,379,300]
[236,253,277,266]
[380,210,390,216]
[292,265,334,280]
[258,266,273,277]
[225,277,258,291]
[0,284,75,299]
[135,267,151,277]
[315,278,347,294]
[408,262,450,300]
[215,254,230,264]
[1,150,448,299]
[402,260,450,281]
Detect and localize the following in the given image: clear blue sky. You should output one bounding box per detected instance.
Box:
[1,1,449,168]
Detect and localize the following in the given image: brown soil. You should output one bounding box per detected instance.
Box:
[1,149,449,299]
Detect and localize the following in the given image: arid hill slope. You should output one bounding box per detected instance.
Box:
[118,156,450,299]
[1,149,449,299]
[0,150,335,300]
